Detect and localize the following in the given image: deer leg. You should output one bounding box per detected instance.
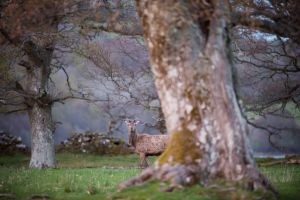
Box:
[139,153,148,168]
[144,155,149,167]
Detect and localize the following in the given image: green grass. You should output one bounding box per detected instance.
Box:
[0,153,156,168]
[0,153,299,200]
[112,180,275,200]
[260,165,300,200]
[0,166,138,200]
[56,153,141,168]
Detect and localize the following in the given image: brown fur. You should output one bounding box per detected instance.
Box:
[125,119,168,167]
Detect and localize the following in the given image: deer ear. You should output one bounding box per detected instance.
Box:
[134,120,141,125]
[124,119,129,124]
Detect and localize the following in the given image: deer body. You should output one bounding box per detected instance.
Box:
[125,119,168,168]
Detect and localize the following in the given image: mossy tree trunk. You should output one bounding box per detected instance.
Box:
[24,40,56,168]
[120,0,274,192]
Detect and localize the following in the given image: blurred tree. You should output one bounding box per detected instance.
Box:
[120,0,278,194]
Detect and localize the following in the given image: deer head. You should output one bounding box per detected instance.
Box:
[125,119,140,130]
[124,119,140,146]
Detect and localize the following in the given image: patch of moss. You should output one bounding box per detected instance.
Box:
[158,128,201,165]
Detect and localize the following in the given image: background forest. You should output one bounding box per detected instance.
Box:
[1,0,299,156]
[0,0,300,199]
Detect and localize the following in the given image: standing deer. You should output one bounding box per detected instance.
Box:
[124,119,169,168]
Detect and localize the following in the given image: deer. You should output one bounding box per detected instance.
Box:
[124,119,169,168]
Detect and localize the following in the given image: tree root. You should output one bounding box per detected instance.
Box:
[119,163,200,191]
[245,166,279,197]
[119,163,278,199]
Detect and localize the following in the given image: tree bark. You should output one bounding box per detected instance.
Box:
[29,102,55,168]
[24,40,56,168]
[120,0,275,193]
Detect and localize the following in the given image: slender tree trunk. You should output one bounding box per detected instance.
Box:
[24,40,56,168]
[120,0,274,193]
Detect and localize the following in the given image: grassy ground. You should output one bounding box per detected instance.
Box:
[260,165,300,200]
[0,153,299,200]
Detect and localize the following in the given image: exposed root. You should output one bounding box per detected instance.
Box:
[119,166,154,190]
[245,166,278,197]
[119,163,278,199]
[119,163,200,190]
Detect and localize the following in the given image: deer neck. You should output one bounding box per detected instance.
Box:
[128,127,137,147]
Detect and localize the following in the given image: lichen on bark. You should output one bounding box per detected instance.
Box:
[157,128,201,165]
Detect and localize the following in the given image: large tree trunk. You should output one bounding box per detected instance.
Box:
[29,103,55,168]
[24,40,56,168]
[120,0,274,193]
